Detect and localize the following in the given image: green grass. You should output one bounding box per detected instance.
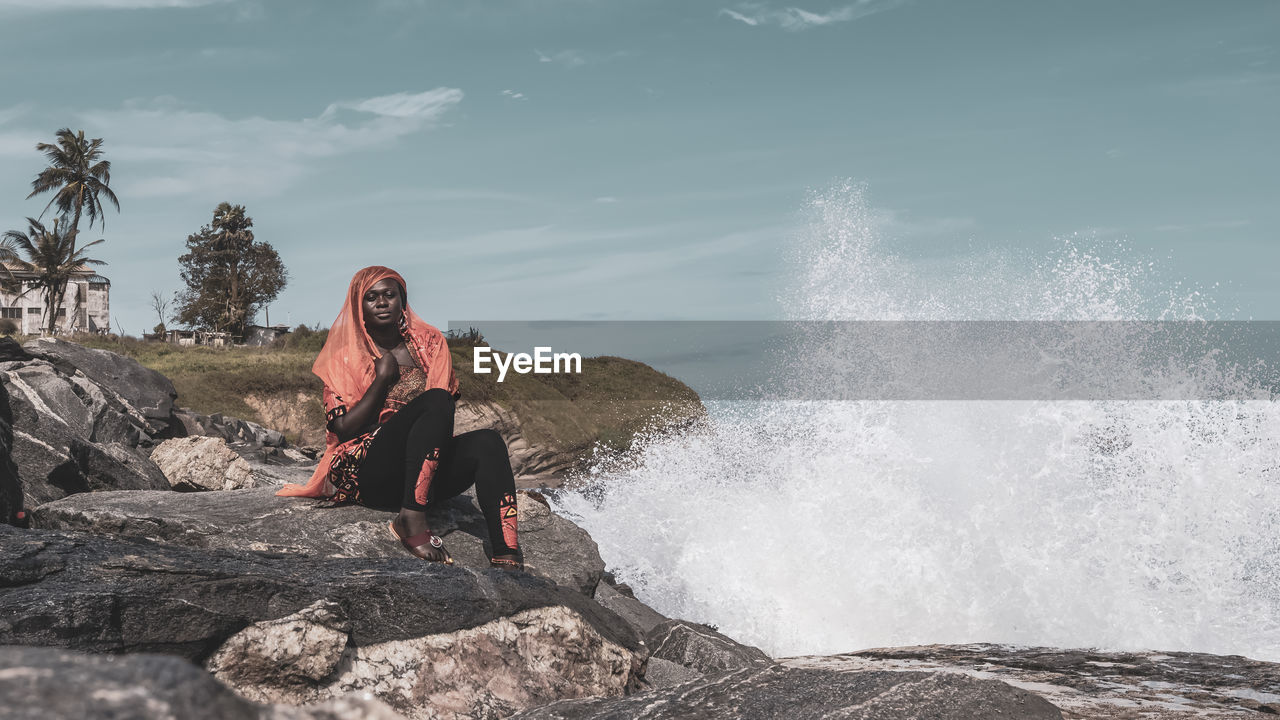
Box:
[61,334,705,463]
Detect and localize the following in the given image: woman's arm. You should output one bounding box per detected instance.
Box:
[328,352,399,442]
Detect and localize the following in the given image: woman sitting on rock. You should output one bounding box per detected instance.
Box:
[277,265,522,569]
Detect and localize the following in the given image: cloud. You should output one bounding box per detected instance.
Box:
[535,49,587,68]
[60,88,463,199]
[0,0,231,11]
[718,0,905,31]
[501,89,527,100]
[323,88,463,119]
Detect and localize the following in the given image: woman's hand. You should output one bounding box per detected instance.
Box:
[374,351,400,386]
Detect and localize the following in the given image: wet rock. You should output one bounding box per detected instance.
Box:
[0,645,409,720]
[23,336,177,430]
[0,525,645,719]
[510,664,1063,720]
[151,436,256,491]
[645,620,773,676]
[31,487,605,595]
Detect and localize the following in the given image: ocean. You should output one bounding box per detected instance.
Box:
[546,181,1280,662]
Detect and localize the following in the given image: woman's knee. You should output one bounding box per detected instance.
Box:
[458,428,508,458]
[421,387,454,407]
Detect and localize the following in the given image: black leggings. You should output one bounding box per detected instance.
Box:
[357,388,519,555]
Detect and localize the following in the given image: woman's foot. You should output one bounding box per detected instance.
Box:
[490,551,524,571]
[390,510,452,564]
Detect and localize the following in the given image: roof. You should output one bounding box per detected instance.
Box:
[1,263,109,280]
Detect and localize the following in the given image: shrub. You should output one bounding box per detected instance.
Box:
[0,319,17,336]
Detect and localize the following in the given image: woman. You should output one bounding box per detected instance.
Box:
[277,266,522,569]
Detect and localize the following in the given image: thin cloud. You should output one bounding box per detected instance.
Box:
[323,88,463,119]
[535,49,587,68]
[718,0,905,31]
[60,88,463,199]
[0,0,231,10]
[595,196,618,203]
[501,89,527,100]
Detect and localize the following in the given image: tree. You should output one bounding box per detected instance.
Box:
[27,128,120,256]
[1,217,106,335]
[175,202,287,338]
[150,290,172,334]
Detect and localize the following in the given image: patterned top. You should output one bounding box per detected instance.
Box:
[311,328,455,505]
[384,364,428,410]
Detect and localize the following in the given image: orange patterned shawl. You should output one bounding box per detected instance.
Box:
[276,266,458,499]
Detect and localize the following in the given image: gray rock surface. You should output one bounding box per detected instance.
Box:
[0,645,410,720]
[645,619,773,676]
[174,407,288,449]
[31,486,606,595]
[2,358,168,505]
[150,435,256,491]
[594,580,671,637]
[510,664,1063,720]
[0,361,23,526]
[820,644,1280,718]
[23,336,178,429]
[0,525,645,719]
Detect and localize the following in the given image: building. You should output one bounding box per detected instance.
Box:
[0,264,111,335]
[243,324,292,347]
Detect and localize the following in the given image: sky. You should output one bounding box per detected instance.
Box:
[0,0,1276,337]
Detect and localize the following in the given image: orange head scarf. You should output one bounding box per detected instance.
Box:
[277,265,458,498]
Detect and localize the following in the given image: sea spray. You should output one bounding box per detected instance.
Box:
[553,181,1280,660]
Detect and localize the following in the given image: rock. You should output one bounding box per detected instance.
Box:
[23,336,177,429]
[594,580,670,637]
[2,358,168,505]
[0,336,30,362]
[455,400,579,485]
[643,658,704,688]
[510,664,1063,719]
[645,620,773,676]
[0,374,23,526]
[151,436,256,491]
[0,525,645,719]
[2,359,149,446]
[9,427,170,507]
[0,645,409,720]
[819,644,1280,718]
[31,486,606,595]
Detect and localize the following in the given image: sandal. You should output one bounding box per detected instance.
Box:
[490,554,524,571]
[388,520,454,565]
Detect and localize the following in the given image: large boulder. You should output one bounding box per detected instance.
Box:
[0,525,645,720]
[2,358,168,505]
[0,645,407,720]
[32,486,606,596]
[150,436,256,491]
[23,336,178,429]
[510,664,1063,720]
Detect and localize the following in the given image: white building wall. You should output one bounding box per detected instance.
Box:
[0,273,110,335]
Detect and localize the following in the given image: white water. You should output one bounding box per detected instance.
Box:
[554,182,1280,661]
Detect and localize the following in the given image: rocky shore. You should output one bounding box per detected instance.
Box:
[2,336,1277,719]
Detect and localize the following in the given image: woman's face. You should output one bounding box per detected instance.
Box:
[362,278,404,332]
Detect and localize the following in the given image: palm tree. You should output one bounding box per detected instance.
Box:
[2,217,106,335]
[27,128,120,255]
